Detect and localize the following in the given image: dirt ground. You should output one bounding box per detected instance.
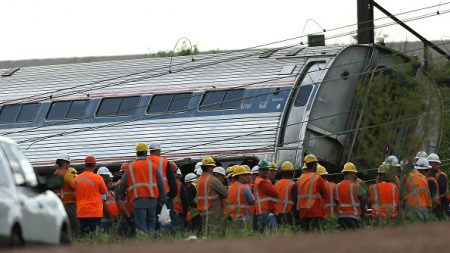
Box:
[9,222,450,253]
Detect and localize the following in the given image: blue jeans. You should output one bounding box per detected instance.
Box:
[256,212,277,233]
[172,212,185,233]
[133,198,157,234]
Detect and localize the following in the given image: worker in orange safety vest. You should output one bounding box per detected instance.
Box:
[97,166,119,232]
[226,165,255,230]
[316,164,337,218]
[369,164,399,223]
[117,142,167,234]
[297,154,327,232]
[53,153,80,236]
[274,161,297,226]
[253,160,278,233]
[336,162,367,230]
[404,158,432,221]
[74,155,109,236]
[427,153,450,219]
[170,162,189,233]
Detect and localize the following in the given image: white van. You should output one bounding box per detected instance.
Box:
[0,136,70,247]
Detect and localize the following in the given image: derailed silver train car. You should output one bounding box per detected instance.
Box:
[0,44,441,173]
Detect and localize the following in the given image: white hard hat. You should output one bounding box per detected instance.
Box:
[414,158,431,170]
[56,153,71,163]
[213,166,226,176]
[149,142,161,151]
[427,153,441,164]
[251,166,259,174]
[415,151,428,160]
[194,167,203,176]
[97,166,113,178]
[176,168,182,176]
[185,173,197,182]
[385,155,400,168]
[194,162,203,176]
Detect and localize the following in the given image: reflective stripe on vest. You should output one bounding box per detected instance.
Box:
[75,177,94,186]
[436,172,449,198]
[254,178,276,214]
[324,182,335,216]
[281,182,294,213]
[428,177,441,205]
[106,192,116,205]
[298,174,321,209]
[196,175,218,211]
[337,182,359,216]
[127,161,158,197]
[408,175,426,207]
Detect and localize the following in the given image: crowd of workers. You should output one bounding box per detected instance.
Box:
[52,142,450,238]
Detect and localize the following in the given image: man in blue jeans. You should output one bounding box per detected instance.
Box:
[118,142,167,234]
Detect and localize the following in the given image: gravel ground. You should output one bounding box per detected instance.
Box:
[8,222,450,253]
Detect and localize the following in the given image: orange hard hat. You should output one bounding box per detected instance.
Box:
[85,155,96,164]
[120,162,129,173]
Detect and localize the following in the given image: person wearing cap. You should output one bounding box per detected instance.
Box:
[404,157,432,221]
[213,166,227,186]
[384,155,401,189]
[225,165,236,186]
[117,142,167,234]
[147,141,178,232]
[426,153,449,219]
[194,162,203,176]
[336,162,367,230]
[196,157,228,235]
[415,151,428,162]
[97,167,117,232]
[369,164,399,224]
[184,173,202,234]
[274,161,298,226]
[316,164,337,218]
[251,166,259,185]
[170,162,189,233]
[225,165,255,230]
[253,160,278,233]
[53,153,80,236]
[296,154,327,232]
[268,162,278,185]
[74,155,108,236]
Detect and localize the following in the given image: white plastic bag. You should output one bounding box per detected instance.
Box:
[158,204,171,226]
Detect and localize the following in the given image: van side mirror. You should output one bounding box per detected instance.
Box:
[38,174,64,191]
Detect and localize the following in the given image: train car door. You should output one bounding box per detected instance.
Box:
[277,62,326,166]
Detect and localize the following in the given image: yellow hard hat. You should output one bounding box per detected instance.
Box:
[68,167,77,177]
[302,163,307,170]
[242,165,251,173]
[226,165,236,178]
[136,142,148,152]
[233,165,251,176]
[377,164,389,174]
[269,162,278,170]
[201,156,216,167]
[304,154,319,164]
[341,162,357,173]
[281,161,294,171]
[316,164,328,175]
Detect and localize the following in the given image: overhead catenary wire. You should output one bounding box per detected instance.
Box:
[1,2,449,107]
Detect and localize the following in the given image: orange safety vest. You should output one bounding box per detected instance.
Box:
[253,177,276,215]
[336,180,361,219]
[274,179,295,214]
[427,176,441,206]
[106,191,120,216]
[74,171,107,218]
[148,155,170,193]
[369,182,399,218]
[115,179,134,214]
[126,159,160,201]
[196,174,219,211]
[173,181,183,214]
[226,182,252,219]
[435,171,450,201]
[296,172,324,218]
[53,170,76,204]
[323,181,337,217]
[405,171,431,209]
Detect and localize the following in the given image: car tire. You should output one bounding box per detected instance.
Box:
[59,224,71,245]
[9,225,24,247]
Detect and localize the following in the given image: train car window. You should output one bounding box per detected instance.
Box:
[294,85,313,107]
[16,103,39,122]
[200,90,226,110]
[66,100,89,119]
[0,103,39,124]
[47,100,89,120]
[0,105,21,123]
[147,94,172,113]
[117,96,140,116]
[221,89,244,109]
[97,96,140,117]
[169,93,191,112]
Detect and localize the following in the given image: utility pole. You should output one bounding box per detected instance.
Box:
[357,0,374,44]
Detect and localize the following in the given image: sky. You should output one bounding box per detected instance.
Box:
[1,0,449,61]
